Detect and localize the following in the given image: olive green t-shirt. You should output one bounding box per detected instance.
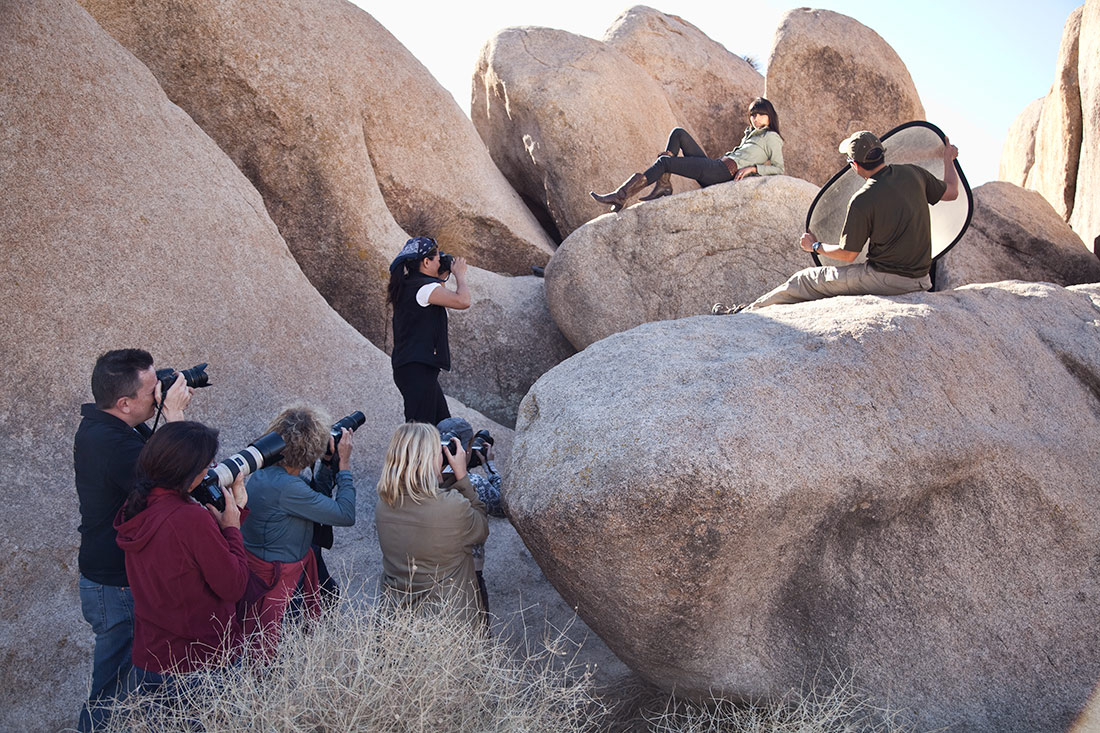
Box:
[840,164,947,278]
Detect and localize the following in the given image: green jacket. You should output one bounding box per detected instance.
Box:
[724,126,784,176]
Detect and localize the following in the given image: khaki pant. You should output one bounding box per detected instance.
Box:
[747,262,930,310]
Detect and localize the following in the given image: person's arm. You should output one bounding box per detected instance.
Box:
[800,232,859,262]
[752,133,784,176]
[427,256,470,310]
[468,471,505,518]
[939,138,960,202]
[450,475,489,546]
[283,472,357,527]
[197,481,250,602]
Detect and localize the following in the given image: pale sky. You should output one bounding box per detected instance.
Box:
[358,1,1080,187]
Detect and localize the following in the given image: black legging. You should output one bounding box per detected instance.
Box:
[643,128,733,187]
[393,362,451,424]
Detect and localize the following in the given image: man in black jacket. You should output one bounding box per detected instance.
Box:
[73,349,191,731]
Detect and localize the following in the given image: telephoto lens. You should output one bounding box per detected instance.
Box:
[190,431,286,511]
[155,363,211,394]
[330,410,366,447]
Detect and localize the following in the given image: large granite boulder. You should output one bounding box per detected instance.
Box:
[936,182,1100,290]
[545,176,817,350]
[79,0,554,348]
[441,271,575,427]
[510,280,1100,733]
[999,97,1044,186]
[603,6,764,161]
[0,3,605,730]
[1070,0,1100,250]
[1026,7,1084,220]
[472,26,687,240]
[765,8,925,186]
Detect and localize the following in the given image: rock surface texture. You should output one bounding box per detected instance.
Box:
[999,97,1044,186]
[936,182,1100,290]
[1026,7,1084,220]
[0,3,614,729]
[472,26,688,240]
[765,8,925,186]
[80,0,554,348]
[603,6,764,161]
[545,176,817,350]
[1071,0,1100,250]
[510,281,1100,733]
[441,270,575,427]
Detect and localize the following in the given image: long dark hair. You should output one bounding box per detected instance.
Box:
[749,97,781,138]
[386,246,438,307]
[124,421,219,519]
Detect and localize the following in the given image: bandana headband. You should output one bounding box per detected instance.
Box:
[389,236,437,273]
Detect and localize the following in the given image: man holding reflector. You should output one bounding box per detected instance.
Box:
[715,131,959,313]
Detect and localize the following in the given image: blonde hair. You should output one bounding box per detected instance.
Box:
[266,404,332,471]
[377,423,440,507]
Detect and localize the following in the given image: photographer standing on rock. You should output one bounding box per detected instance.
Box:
[73,349,192,731]
[388,236,470,424]
[714,132,959,313]
[437,417,505,627]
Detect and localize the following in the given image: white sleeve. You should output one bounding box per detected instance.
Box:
[416,283,441,307]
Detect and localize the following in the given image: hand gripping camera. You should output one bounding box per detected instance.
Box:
[190,431,285,511]
[330,411,366,448]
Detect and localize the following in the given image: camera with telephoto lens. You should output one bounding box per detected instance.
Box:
[467,429,494,469]
[330,410,365,448]
[190,431,285,512]
[438,252,455,276]
[156,363,211,394]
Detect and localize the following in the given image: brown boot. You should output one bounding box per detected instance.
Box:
[591,172,648,212]
[639,172,673,201]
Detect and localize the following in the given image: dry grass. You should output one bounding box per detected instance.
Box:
[605,671,915,733]
[95,588,915,733]
[98,588,605,732]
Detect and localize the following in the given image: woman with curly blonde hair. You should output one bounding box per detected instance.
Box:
[240,405,357,652]
[375,422,488,624]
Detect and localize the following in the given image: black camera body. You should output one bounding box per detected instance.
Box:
[156,363,210,394]
[440,430,460,457]
[467,429,493,469]
[190,431,285,511]
[438,252,455,276]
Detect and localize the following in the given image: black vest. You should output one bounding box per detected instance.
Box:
[391,274,450,370]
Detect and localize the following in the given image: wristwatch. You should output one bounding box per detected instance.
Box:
[811,241,822,254]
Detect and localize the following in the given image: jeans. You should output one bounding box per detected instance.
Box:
[78,576,135,732]
[643,128,733,187]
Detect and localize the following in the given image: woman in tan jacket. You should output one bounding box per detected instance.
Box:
[375,422,488,624]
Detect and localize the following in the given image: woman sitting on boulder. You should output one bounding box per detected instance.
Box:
[591,97,785,212]
[375,422,488,626]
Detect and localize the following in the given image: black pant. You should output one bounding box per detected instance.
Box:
[643,128,733,187]
[393,362,451,424]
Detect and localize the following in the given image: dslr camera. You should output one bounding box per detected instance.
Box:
[156,363,211,394]
[191,431,285,511]
[438,251,455,277]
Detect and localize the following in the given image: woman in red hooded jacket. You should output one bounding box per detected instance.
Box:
[114,421,249,680]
